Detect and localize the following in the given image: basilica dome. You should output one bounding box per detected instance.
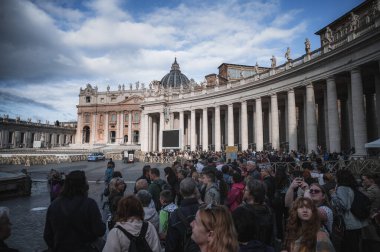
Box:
[160,58,190,89]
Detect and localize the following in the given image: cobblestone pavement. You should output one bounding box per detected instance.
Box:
[0,161,168,252]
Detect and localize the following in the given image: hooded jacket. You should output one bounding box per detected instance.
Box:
[103,219,161,252]
[227,182,245,212]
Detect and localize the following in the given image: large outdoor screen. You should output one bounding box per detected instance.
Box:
[162,130,180,149]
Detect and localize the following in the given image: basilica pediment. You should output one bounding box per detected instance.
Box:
[119,95,144,104]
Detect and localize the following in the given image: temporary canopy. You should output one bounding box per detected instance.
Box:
[365,138,380,148]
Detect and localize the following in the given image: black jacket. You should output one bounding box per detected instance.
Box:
[44,195,106,252]
[165,197,199,252]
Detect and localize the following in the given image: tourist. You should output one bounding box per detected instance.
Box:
[282,197,335,252]
[330,169,368,252]
[227,172,245,212]
[232,205,274,252]
[148,168,168,211]
[44,170,106,251]
[166,178,200,252]
[158,190,178,240]
[136,189,159,232]
[107,177,127,230]
[360,173,380,251]
[235,178,274,247]
[0,207,18,251]
[191,204,239,252]
[103,195,161,251]
[134,165,151,193]
[202,170,220,205]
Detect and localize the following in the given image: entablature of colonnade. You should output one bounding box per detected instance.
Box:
[142,21,380,111]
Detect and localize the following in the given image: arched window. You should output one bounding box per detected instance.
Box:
[111,114,116,122]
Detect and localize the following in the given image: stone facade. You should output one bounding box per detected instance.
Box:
[0,116,76,149]
[77,1,380,156]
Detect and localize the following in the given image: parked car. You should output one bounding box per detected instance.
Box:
[87,152,106,161]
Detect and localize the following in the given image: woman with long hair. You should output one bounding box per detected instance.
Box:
[283,197,335,252]
[103,195,161,251]
[191,204,239,252]
[304,183,333,234]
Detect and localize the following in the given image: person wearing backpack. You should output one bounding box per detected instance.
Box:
[227,172,245,212]
[165,178,200,252]
[103,195,161,252]
[149,168,168,212]
[360,173,380,251]
[330,169,368,252]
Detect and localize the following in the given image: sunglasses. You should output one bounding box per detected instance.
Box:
[309,189,321,194]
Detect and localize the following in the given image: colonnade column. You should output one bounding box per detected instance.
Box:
[215,105,221,152]
[326,77,341,152]
[287,89,297,151]
[255,98,263,151]
[148,115,152,151]
[191,109,196,151]
[128,111,132,144]
[202,108,208,151]
[92,113,97,144]
[76,113,82,144]
[227,104,234,146]
[104,113,109,144]
[179,111,184,150]
[306,84,317,153]
[271,94,280,150]
[375,70,380,137]
[350,68,367,155]
[159,112,165,152]
[241,101,248,151]
[141,113,149,152]
[152,117,157,152]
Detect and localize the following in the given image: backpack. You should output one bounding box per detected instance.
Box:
[176,208,200,252]
[116,222,153,252]
[350,188,371,220]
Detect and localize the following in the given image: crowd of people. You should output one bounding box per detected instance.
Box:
[1,149,380,252]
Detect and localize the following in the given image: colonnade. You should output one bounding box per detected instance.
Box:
[141,66,379,156]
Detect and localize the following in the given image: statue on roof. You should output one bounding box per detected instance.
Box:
[285,47,291,61]
[305,38,311,54]
[135,81,139,90]
[122,84,125,90]
[118,84,121,91]
[107,85,110,91]
[270,55,276,68]
[254,62,259,74]
[349,12,360,32]
[129,83,132,90]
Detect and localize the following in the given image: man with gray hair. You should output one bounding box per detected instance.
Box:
[0,207,18,251]
[165,178,200,252]
[247,160,261,180]
[136,190,159,232]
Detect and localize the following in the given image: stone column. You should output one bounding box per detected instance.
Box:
[326,77,341,152]
[92,113,97,144]
[191,109,196,151]
[287,89,297,151]
[76,113,82,144]
[170,112,174,129]
[215,105,221,152]
[159,112,165,152]
[255,98,263,151]
[227,104,234,146]
[323,88,330,151]
[350,68,367,155]
[152,117,157,151]
[375,72,380,137]
[306,83,318,153]
[128,111,132,144]
[148,115,153,152]
[241,101,248,151]
[141,113,148,152]
[179,110,184,150]
[203,108,208,151]
[271,94,280,150]
[104,113,109,144]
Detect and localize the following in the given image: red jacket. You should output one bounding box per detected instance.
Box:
[227,182,245,212]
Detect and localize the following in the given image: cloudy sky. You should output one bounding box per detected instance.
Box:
[0,0,362,123]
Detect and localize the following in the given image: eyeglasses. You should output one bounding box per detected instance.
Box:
[200,203,218,231]
[309,189,321,194]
